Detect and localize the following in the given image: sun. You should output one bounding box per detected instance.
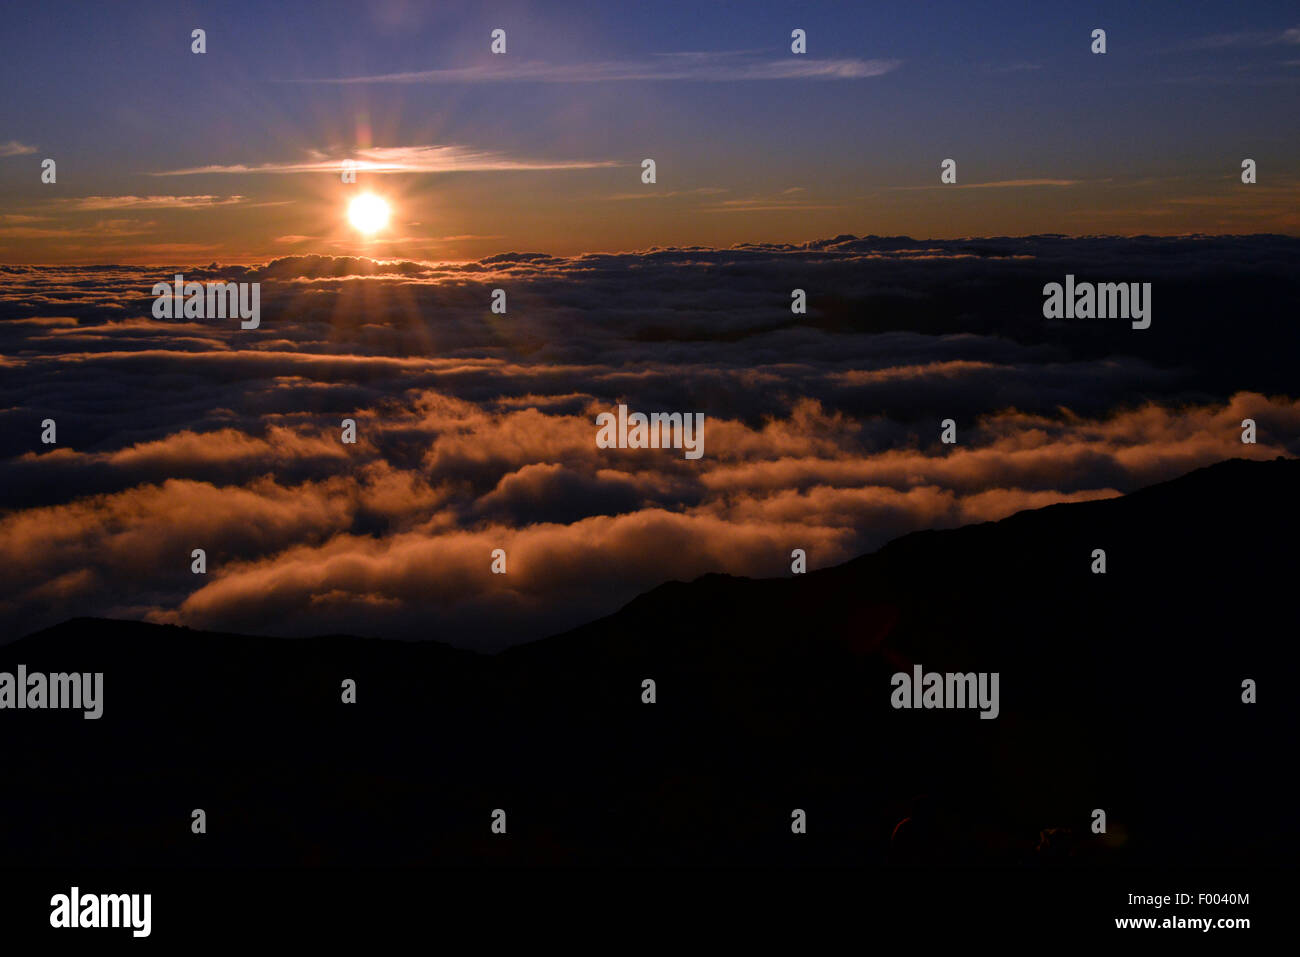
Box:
[347,193,390,234]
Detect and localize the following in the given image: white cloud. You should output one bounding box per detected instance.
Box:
[285,53,902,85]
[152,145,616,176]
[887,179,1080,191]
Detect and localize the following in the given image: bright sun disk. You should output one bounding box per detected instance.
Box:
[347,194,390,234]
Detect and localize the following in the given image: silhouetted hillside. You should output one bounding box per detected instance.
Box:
[2,457,1295,867]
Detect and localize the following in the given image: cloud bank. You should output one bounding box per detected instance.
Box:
[1,235,1296,647]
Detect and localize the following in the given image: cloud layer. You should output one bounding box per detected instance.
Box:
[1,235,1297,647]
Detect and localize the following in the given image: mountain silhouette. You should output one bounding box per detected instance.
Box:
[1,456,1294,867]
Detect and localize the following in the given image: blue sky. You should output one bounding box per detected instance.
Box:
[2,0,1297,261]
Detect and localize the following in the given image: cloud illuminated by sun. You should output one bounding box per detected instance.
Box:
[347,194,390,234]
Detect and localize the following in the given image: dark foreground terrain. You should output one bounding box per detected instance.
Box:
[1,457,1294,867]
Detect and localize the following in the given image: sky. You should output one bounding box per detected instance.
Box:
[2,0,1299,263]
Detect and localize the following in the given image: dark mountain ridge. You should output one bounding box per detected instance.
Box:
[2,456,1295,866]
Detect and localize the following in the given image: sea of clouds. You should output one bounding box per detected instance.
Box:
[1,235,1297,647]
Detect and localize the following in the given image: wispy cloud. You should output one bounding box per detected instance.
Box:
[0,219,155,239]
[1167,26,1300,52]
[285,52,902,85]
[152,144,616,176]
[0,140,38,157]
[57,195,249,210]
[603,187,729,201]
[702,197,842,213]
[887,179,1080,191]
[684,189,842,213]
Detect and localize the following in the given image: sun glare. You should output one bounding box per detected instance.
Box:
[347,194,390,234]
